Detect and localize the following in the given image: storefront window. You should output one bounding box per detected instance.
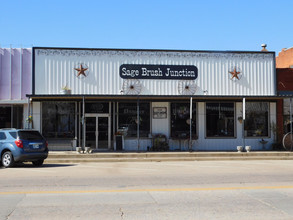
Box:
[42,102,75,138]
[13,106,23,129]
[206,103,235,137]
[244,102,269,137]
[0,105,23,129]
[283,99,292,133]
[118,103,150,137]
[171,103,196,138]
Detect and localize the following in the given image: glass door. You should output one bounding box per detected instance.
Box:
[85,116,97,149]
[97,117,109,149]
[85,114,111,150]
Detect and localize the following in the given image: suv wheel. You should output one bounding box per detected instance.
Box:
[2,151,14,168]
[32,159,44,167]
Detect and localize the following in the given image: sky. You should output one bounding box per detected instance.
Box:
[1,0,292,55]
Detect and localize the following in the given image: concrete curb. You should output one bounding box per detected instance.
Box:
[45,151,293,163]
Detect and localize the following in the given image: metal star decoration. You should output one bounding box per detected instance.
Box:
[74,64,88,77]
[229,67,241,80]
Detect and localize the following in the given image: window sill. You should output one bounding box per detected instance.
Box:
[205,136,236,139]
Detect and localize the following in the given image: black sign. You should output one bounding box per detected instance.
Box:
[120,64,198,80]
[85,103,109,113]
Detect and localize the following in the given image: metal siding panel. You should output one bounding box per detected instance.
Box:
[0,48,32,101]
[34,49,276,96]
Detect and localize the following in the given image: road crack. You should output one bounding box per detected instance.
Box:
[6,194,26,219]
[119,207,124,219]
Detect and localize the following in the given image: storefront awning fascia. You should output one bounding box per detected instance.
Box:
[26,94,282,102]
[278,91,293,97]
[0,99,30,104]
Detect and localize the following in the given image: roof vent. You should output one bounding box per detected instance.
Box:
[261,44,268,51]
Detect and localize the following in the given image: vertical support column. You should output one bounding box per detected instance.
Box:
[290,97,293,151]
[82,96,85,151]
[11,105,13,128]
[74,101,78,150]
[20,47,23,99]
[242,98,246,149]
[189,97,192,151]
[78,102,81,147]
[27,98,32,129]
[137,97,140,151]
[109,102,112,150]
[10,46,12,100]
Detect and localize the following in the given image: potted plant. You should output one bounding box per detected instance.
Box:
[60,85,71,94]
[237,145,243,152]
[26,115,33,123]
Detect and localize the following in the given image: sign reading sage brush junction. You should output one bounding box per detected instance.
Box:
[120,64,198,80]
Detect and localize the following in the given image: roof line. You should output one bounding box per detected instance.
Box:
[32,46,275,54]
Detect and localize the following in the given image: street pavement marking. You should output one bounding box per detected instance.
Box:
[1,185,293,195]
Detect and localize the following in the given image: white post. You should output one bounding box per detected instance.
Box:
[82,96,85,151]
[189,97,193,151]
[137,97,140,151]
[20,47,23,99]
[242,98,246,149]
[10,46,12,100]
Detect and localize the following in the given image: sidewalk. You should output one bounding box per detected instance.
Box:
[46,151,293,163]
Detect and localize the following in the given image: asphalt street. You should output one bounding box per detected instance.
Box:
[1,160,293,219]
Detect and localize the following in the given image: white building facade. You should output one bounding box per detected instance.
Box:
[30,47,277,151]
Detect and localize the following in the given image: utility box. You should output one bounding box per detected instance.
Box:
[115,135,124,151]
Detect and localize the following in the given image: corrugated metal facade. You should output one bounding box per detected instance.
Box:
[0,48,32,101]
[34,48,276,96]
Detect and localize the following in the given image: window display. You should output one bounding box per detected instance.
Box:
[42,102,75,138]
[118,103,150,137]
[171,103,196,138]
[206,103,234,137]
[244,102,269,137]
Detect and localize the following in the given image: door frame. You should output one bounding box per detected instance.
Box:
[85,113,111,150]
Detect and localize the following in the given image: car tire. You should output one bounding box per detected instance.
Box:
[32,159,44,167]
[2,151,15,168]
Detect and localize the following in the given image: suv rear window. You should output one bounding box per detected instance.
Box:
[9,132,17,139]
[18,131,44,140]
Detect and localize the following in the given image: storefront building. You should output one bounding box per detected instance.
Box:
[29,47,277,151]
[277,68,293,133]
[0,47,32,129]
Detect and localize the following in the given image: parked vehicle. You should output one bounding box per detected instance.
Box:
[0,129,48,168]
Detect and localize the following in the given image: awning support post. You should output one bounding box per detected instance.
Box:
[137,96,140,151]
[189,97,192,151]
[242,98,246,150]
[290,97,293,151]
[82,96,85,151]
